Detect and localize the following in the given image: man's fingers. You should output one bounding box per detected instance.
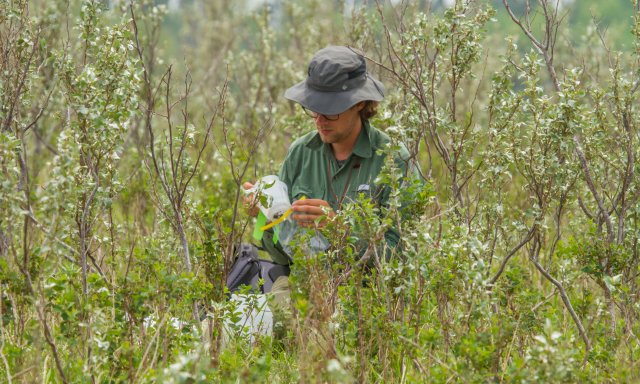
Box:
[292,198,329,207]
[292,205,335,227]
[292,205,330,216]
[241,182,260,217]
[292,213,321,221]
[292,213,328,228]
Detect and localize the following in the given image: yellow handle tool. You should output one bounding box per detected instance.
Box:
[259,196,305,231]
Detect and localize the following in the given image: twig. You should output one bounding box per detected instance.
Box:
[0,331,12,384]
[499,314,521,383]
[532,288,558,312]
[573,135,615,243]
[134,311,169,382]
[531,257,591,354]
[489,227,536,285]
[502,0,561,92]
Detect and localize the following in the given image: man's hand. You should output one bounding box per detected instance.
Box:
[291,198,335,228]
[242,182,260,217]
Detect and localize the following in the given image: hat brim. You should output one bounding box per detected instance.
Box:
[284,75,384,115]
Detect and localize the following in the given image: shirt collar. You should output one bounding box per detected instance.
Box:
[304,119,374,159]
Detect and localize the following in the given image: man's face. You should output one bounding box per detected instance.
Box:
[313,103,364,145]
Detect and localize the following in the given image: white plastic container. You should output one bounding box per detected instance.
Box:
[247,175,291,222]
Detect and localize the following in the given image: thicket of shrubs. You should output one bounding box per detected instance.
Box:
[1,0,639,382]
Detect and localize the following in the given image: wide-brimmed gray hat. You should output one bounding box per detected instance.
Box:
[284,46,385,115]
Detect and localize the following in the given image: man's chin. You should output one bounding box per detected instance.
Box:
[318,133,334,143]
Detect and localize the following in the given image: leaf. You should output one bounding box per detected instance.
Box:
[533,335,547,345]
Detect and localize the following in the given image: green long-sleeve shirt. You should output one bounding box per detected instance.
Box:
[262,120,416,264]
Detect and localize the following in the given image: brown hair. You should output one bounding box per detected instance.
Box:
[359,101,379,120]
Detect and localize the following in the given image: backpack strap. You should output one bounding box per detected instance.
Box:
[225,244,261,293]
[259,261,291,293]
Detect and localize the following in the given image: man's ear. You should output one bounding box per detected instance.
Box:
[354,101,366,111]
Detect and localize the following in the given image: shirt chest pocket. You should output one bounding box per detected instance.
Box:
[343,182,379,204]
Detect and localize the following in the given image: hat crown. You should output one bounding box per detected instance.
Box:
[306,46,367,92]
[283,45,384,115]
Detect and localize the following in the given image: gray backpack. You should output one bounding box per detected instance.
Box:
[226,244,290,294]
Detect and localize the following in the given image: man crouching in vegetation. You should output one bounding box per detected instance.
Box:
[243,45,419,339]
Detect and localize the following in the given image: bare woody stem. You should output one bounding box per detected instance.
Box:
[489,226,536,285]
[502,0,561,92]
[530,257,592,354]
[573,135,615,243]
[502,1,594,355]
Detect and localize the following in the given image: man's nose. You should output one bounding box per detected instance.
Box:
[315,114,329,124]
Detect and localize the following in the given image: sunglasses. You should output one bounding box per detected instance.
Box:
[302,107,340,121]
